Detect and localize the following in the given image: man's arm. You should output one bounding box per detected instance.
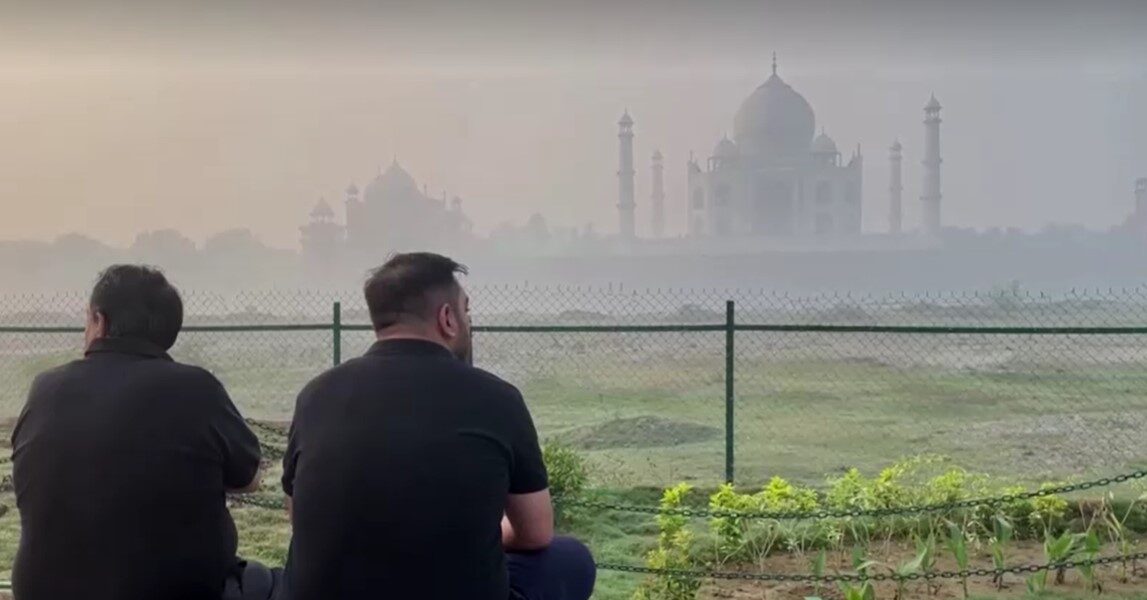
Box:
[228,469,262,494]
[502,489,554,551]
[201,371,263,493]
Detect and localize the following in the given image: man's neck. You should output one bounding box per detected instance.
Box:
[375,330,447,350]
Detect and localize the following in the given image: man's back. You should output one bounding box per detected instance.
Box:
[11,338,261,600]
[281,339,548,600]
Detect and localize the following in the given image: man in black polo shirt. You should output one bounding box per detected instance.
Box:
[280,252,595,600]
[11,265,277,600]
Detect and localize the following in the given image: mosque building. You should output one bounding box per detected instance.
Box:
[301,159,474,264]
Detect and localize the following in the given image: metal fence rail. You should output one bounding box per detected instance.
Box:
[3,286,1147,486]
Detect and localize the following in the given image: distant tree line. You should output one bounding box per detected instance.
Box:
[0,229,300,291]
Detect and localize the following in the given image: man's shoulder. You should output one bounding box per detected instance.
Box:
[154,359,222,384]
[295,357,366,400]
[27,359,82,395]
[131,360,227,399]
[462,365,522,399]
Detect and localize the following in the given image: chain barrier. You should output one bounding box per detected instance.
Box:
[597,551,1147,583]
[556,469,1147,521]
[259,441,286,461]
[246,419,287,439]
[229,494,287,510]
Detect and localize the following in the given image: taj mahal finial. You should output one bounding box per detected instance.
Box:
[772,52,778,76]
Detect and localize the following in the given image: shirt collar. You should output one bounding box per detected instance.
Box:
[85,337,173,361]
[366,338,456,360]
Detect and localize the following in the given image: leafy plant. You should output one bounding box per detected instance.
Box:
[708,483,754,563]
[707,476,820,566]
[837,580,876,600]
[541,442,588,523]
[915,533,938,595]
[1077,528,1102,593]
[1043,529,1081,586]
[882,540,935,600]
[989,515,1014,590]
[851,545,870,569]
[810,549,827,597]
[1101,490,1147,582]
[633,484,701,600]
[945,521,970,599]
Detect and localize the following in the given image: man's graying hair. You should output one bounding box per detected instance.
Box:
[364,253,469,332]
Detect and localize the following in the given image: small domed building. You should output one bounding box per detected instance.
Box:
[686,55,863,237]
[307,159,473,258]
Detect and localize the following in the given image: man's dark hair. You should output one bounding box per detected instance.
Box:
[364,253,469,331]
[89,265,184,350]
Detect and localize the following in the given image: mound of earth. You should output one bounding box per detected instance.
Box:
[559,415,720,450]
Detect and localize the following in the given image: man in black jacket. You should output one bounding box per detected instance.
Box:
[11,265,277,600]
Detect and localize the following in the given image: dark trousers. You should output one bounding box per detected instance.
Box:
[507,537,596,600]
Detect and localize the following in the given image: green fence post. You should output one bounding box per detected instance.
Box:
[725,299,735,484]
[333,301,342,367]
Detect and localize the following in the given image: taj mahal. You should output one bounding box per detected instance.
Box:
[682,56,867,238]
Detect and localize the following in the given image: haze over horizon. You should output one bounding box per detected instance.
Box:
[3,0,1146,250]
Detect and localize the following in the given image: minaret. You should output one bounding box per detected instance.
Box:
[889,140,903,234]
[921,94,943,235]
[650,149,665,238]
[1135,178,1147,238]
[617,110,636,240]
[1136,178,1147,221]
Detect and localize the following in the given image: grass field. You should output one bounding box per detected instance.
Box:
[4,328,1147,487]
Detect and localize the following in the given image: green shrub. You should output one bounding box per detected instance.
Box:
[707,477,824,563]
[633,484,702,600]
[542,441,588,500]
[542,441,588,524]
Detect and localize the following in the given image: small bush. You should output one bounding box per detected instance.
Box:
[634,484,701,600]
[543,441,589,500]
[542,441,589,524]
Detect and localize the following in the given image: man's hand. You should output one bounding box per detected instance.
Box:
[503,489,554,551]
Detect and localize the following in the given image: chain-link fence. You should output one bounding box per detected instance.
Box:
[3,285,1147,488]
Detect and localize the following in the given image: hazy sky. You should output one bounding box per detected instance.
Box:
[2,0,1146,248]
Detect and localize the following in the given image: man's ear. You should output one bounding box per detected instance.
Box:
[437,302,458,339]
[91,309,108,337]
[84,307,108,348]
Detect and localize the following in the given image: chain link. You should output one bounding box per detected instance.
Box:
[556,469,1147,521]
[597,551,1147,582]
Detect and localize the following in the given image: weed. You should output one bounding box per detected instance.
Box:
[990,515,1014,590]
[945,521,970,599]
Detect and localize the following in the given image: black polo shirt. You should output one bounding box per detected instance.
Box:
[10,337,261,600]
[280,338,549,600]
